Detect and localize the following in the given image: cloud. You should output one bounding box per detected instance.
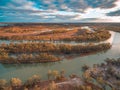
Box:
[79,18,99,21]
[86,0,118,9]
[29,0,118,12]
[0,0,36,11]
[107,9,120,16]
[0,0,120,22]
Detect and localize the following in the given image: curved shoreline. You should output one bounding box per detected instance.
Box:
[0,43,111,64]
[0,28,111,42]
[0,27,112,64]
[83,58,120,90]
[1,58,119,90]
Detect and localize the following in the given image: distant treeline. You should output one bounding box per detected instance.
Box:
[0,30,111,42]
[63,30,111,42]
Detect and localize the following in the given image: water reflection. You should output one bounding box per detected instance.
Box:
[2,61,62,69]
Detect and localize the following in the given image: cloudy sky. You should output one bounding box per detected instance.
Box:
[0,0,120,22]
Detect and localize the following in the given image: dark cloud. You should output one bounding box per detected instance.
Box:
[64,0,88,12]
[29,0,118,12]
[0,0,119,22]
[0,0,118,13]
[86,0,117,9]
[55,14,80,20]
[107,9,120,16]
[0,7,54,14]
[80,18,99,21]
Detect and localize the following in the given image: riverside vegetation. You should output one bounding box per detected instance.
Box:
[0,24,112,64]
[0,58,119,90]
[0,24,111,42]
[0,42,111,64]
[0,23,118,90]
[0,30,111,42]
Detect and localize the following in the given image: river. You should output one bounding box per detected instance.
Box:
[0,31,120,83]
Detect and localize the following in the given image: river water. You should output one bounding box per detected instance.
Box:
[0,31,120,83]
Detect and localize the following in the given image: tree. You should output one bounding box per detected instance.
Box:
[26,75,41,87]
[97,77,106,90]
[24,87,29,90]
[48,81,57,90]
[86,85,92,90]
[0,79,7,89]
[52,70,59,80]
[60,69,65,77]
[33,85,41,90]
[32,75,41,84]
[10,78,22,87]
[47,70,52,80]
[83,71,92,82]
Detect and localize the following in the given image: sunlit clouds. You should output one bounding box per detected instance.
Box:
[0,0,120,22]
